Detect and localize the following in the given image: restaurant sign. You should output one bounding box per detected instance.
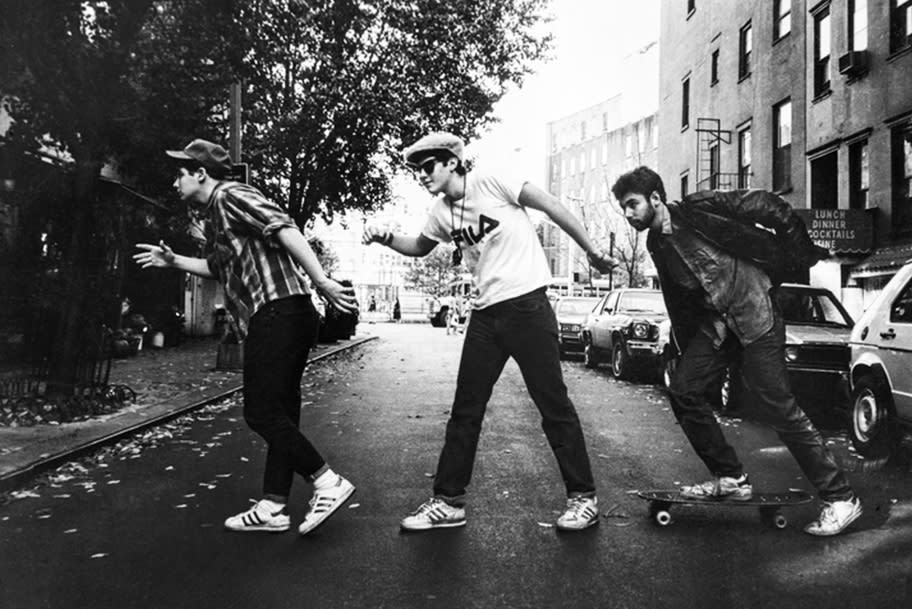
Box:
[795,208,872,254]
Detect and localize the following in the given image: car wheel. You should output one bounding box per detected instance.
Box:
[612,342,630,380]
[850,375,897,459]
[583,343,599,368]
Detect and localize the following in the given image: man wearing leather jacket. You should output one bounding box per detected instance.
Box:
[611,166,862,537]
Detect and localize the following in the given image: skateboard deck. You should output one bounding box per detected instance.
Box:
[636,489,814,529]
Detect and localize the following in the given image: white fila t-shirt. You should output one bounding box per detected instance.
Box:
[421,168,552,310]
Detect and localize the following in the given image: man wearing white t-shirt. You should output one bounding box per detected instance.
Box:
[363,132,615,532]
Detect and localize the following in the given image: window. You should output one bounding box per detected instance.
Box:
[849,139,870,209]
[849,0,868,51]
[602,142,608,164]
[890,280,912,323]
[709,141,721,189]
[738,127,752,189]
[891,0,912,53]
[681,77,690,129]
[813,6,832,97]
[710,49,719,85]
[602,112,609,132]
[580,121,587,141]
[652,123,659,149]
[680,171,689,198]
[893,123,912,233]
[774,0,792,40]
[773,99,792,192]
[625,133,634,158]
[739,22,752,79]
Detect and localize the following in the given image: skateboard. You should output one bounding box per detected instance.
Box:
[636,489,813,529]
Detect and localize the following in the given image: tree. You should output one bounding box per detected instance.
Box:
[0,0,551,395]
[234,0,553,226]
[403,246,458,298]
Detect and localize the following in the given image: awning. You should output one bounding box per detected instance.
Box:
[849,241,912,279]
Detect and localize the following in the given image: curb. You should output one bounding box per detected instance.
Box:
[0,335,377,493]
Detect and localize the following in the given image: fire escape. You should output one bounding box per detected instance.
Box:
[695,118,739,191]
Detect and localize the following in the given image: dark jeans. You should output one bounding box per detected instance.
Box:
[433,288,596,505]
[668,314,853,502]
[243,295,324,498]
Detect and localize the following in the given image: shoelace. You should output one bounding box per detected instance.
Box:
[565,498,593,518]
[415,498,445,515]
[816,504,839,525]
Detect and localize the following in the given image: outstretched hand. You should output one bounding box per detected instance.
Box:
[362,225,391,246]
[134,241,176,269]
[316,278,359,314]
[587,249,618,274]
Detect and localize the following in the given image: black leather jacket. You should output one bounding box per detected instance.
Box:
[653,189,828,350]
[669,190,828,285]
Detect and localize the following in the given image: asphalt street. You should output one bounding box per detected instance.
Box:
[1,323,910,609]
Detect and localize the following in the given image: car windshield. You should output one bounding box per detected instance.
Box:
[618,292,666,314]
[776,290,853,327]
[556,298,599,315]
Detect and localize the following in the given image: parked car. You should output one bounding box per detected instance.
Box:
[659,284,855,415]
[847,261,912,459]
[579,288,668,379]
[552,296,600,355]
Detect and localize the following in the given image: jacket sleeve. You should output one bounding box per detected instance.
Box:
[709,190,829,268]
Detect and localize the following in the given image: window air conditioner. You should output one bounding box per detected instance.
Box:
[838,50,868,77]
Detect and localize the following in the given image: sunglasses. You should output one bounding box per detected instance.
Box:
[410,158,439,176]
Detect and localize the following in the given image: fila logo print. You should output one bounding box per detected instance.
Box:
[451,214,500,247]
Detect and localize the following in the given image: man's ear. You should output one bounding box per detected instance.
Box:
[649,190,662,207]
[195,167,209,182]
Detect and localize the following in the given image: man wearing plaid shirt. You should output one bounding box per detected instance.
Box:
[135,139,358,536]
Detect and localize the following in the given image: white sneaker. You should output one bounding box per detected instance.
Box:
[680,474,753,501]
[400,498,466,531]
[556,496,599,531]
[297,475,356,535]
[804,496,862,536]
[224,499,290,532]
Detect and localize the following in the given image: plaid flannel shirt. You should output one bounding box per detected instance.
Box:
[203,181,310,340]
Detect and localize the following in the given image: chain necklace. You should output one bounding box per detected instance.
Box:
[450,174,467,266]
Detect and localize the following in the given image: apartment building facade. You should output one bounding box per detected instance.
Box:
[659,0,912,314]
[544,97,660,288]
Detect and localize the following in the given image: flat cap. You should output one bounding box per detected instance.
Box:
[166,139,232,174]
[402,132,465,167]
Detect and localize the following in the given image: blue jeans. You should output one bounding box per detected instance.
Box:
[243,295,324,498]
[668,314,853,501]
[433,288,596,505]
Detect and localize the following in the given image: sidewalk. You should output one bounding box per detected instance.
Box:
[0,333,375,492]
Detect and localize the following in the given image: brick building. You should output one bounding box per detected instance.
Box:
[658,0,912,315]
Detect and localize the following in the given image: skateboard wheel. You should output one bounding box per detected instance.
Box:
[655,510,672,526]
[773,513,788,529]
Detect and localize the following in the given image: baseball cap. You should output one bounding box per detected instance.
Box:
[402,132,465,167]
[166,139,232,174]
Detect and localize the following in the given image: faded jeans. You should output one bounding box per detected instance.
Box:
[668,314,853,501]
[243,295,324,498]
[433,288,596,505]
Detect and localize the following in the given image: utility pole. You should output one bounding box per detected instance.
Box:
[229,82,242,161]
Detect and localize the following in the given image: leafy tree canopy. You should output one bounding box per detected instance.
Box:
[2,0,553,223]
[404,245,458,298]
